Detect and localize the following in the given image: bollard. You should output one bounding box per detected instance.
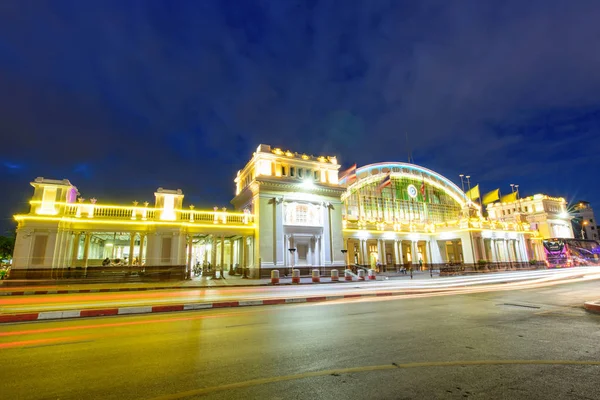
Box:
[271,269,280,285]
[292,269,301,284]
[312,269,320,283]
[357,269,366,281]
[331,269,339,282]
[368,269,376,280]
[344,269,353,281]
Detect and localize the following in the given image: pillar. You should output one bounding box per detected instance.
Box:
[83,232,91,268]
[220,235,225,269]
[229,239,234,270]
[359,239,366,266]
[139,234,146,265]
[187,235,193,275]
[211,235,217,267]
[315,235,321,267]
[129,233,136,266]
[241,237,247,269]
[398,240,404,265]
[70,233,80,267]
[393,240,400,266]
[377,239,384,267]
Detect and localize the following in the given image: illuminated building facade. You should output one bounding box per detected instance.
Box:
[486,194,574,239]
[570,201,598,240]
[12,144,544,279]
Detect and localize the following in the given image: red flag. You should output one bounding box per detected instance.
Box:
[420,179,426,198]
[339,163,357,181]
[377,173,392,191]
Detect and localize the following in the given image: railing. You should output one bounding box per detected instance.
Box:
[61,203,254,225]
[343,217,531,233]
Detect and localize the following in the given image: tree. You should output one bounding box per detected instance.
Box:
[0,235,15,261]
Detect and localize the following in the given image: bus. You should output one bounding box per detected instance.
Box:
[543,238,600,268]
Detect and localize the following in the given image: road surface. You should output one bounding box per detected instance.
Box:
[2,268,599,315]
[1,278,599,399]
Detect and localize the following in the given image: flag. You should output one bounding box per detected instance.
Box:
[420,179,426,199]
[339,163,357,181]
[500,192,518,203]
[482,188,500,205]
[377,173,391,191]
[465,184,480,201]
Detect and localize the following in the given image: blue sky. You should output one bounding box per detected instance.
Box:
[2,0,600,232]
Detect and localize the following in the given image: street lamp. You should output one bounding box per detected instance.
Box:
[341,249,348,271]
[582,221,588,240]
[459,174,465,192]
[288,248,296,276]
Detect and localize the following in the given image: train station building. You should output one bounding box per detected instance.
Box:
[11,144,547,279]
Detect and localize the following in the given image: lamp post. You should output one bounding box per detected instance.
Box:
[582,221,588,240]
[459,174,465,192]
[288,248,296,276]
[341,249,348,271]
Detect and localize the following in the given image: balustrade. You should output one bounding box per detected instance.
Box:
[58,202,253,225]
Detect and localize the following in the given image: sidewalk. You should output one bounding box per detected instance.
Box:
[0,271,439,296]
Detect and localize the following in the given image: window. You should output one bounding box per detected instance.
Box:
[590,219,594,223]
[525,206,529,212]
[296,204,308,224]
[298,168,303,178]
[290,167,295,177]
[281,166,286,176]
[314,170,318,180]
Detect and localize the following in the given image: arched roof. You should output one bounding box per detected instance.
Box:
[340,162,472,208]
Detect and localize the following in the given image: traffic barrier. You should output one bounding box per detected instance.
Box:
[312,269,320,283]
[271,270,280,285]
[368,269,376,280]
[292,269,301,284]
[331,269,339,282]
[345,269,353,281]
[357,269,366,281]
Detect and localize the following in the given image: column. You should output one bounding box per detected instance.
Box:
[314,235,321,267]
[211,235,217,267]
[186,235,193,276]
[377,239,384,268]
[426,240,432,266]
[398,240,404,266]
[284,235,290,267]
[229,239,234,271]
[412,241,418,265]
[490,239,497,262]
[139,234,146,265]
[241,237,247,269]
[70,233,80,267]
[129,233,136,266]
[393,240,400,266]
[220,235,225,270]
[359,239,366,266]
[83,232,91,268]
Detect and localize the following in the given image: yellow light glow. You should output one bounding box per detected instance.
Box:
[14,214,256,229]
[28,200,252,217]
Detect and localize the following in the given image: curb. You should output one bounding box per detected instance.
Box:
[0,290,417,324]
[0,279,375,296]
[583,301,600,314]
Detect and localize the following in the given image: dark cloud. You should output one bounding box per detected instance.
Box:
[1,0,600,232]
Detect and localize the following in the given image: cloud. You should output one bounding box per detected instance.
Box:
[1,0,600,231]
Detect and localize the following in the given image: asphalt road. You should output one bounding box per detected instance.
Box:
[2,278,599,400]
[2,268,599,314]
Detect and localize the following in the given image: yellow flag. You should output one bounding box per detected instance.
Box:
[500,192,517,203]
[482,189,500,205]
[465,184,480,200]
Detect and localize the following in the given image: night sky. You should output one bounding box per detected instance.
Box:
[2,1,600,233]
